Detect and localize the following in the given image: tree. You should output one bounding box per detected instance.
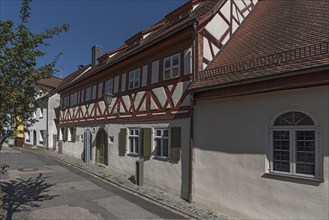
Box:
[0,0,69,147]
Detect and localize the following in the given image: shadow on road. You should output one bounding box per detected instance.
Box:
[1,173,58,220]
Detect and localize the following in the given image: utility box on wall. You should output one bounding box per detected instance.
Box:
[136,159,144,186]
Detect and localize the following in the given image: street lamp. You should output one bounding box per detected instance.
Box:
[103,91,119,114]
[103,91,115,106]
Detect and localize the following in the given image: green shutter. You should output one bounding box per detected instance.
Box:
[171,127,181,162]
[142,128,152,157]
[118,128,127,156]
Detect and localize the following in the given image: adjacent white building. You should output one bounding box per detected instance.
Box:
[24,77,62,150]
[191,0,329,219]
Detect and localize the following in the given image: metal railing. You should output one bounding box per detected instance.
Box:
[197,42,329,82]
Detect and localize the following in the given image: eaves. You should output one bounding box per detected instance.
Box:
[191,64,329,94]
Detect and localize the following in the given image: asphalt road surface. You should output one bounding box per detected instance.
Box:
[0,147,186,219]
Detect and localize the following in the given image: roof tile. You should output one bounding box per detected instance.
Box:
[193,0,329,90]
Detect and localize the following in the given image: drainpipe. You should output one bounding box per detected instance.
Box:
[188,20,197,203]
[46,97,49,150]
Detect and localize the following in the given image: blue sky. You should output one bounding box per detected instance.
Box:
[0,0,185,78]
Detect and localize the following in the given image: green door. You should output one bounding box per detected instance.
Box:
[96,129,108,165]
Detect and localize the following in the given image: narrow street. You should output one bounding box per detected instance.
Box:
[0,146,186,219]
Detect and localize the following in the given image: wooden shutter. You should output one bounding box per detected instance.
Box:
[118,128,127,156]
[142,128,152,157]
[171,127,181,162]
[63,128,68,142]
[71,127,76,142]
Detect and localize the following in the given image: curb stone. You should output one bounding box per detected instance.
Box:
[19,147,236,220]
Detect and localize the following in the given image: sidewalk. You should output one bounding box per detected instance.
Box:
[19,146,235,220]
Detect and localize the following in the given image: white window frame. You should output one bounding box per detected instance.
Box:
[163,53,180,80]
[39,108,43,118]
[128,69,140,90]
[154,128,169,159]
[67,127,73,142]
[128,128,140,155]
[269,110,320,179]
[39,130,44,144]
[25,131,30,142]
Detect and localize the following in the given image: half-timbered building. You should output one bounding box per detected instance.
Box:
[57,0,258,199]
[191,0,329,218]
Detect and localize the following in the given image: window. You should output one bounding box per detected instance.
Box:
[85,87,92,102]
[25,131,30,142]
[70,92,77,107]
[270,111,319,178]
[39,108,43,118]
[62,96,69,109]
[163,53,180,80]
[104,79,113,93]
[77,91,81,104]
[154,128,169,158]
[39,130,45,144]
[98,82,103,99]
[129,128,140,155]
[92,85,97,100]
[129,69,140,90]
[81,89,84,103]
[68,127,76,142]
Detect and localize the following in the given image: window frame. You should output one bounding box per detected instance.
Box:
[39,108,43,118]
[154,128,170,159]
[163,53,180,81]
[269,110,321,179]
[39,130,45,144]
[128,69,140,90]
[25,131,31,142]
[128,128,140,155]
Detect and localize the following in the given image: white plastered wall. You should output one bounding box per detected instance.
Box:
[48,93,60,149]
[193,85,329,219]
[105,118,190,198]
[61,118,190,199]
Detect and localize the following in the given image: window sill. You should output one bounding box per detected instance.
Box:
[127,153,139,157]
[153,156,169,162]
[262,172,324,185]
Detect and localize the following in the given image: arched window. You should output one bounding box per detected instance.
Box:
[270,111,319,178]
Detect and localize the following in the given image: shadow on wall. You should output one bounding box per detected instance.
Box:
[1,173,58,220]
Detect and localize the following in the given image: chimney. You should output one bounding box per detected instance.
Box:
[92,45,102,67]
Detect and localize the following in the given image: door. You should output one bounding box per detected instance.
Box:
[84,129,92,163]
[96,129,108,165]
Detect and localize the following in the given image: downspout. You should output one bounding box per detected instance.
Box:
[188,20,197,203]
[46,97,49,150]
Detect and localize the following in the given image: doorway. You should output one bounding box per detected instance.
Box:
[96,128,108,165]
[83,129,92,163]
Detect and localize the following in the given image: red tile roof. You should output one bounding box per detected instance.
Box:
[59,0,220,89]
[56,65,91,92]
[193,0,329,90]
[37,77,62,89]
